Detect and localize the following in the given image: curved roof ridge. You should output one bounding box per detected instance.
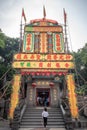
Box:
[30,18,58,24]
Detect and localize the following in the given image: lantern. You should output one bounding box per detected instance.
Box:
[36,72,40,76]
[21,72,25,75]
[49,82,54,88]
[32,83,36,87]
[58,72,62,76]
[52,72,56,76]
[31,72,35,76]
[42,72,45,76]
[46,72,50,76]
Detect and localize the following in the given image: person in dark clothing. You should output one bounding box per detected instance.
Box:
[42,107,49,127]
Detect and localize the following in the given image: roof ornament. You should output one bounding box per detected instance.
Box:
[22,8,27,23]
[43,5,46,19]
[63,8,69,53]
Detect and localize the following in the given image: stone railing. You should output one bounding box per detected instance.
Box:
[60,102,73,130]
[60,96,87,130]
[11,98,27,130]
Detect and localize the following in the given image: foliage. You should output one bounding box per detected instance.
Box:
[0,37,19,66]
[0,29,5,48]
[73,43,87,95]
[0,30,19,89]
[76,84,87,95]
[5,84,13,99]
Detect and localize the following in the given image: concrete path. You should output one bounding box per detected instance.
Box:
[18,128,87,130]
[19,128,66,130]
[0,120,11,130]
[0,120,87,130]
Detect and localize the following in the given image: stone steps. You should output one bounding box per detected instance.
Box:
[20,107,65,128]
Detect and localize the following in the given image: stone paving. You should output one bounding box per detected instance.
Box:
[0,120,87,130]
[0,119,11,130]
[19,128,66,130]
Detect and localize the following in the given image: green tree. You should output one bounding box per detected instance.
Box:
[73,43,87,95]
[0,29,5,48]
[0,30,19,89]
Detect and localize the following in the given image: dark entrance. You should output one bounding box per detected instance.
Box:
[36,88,50,107]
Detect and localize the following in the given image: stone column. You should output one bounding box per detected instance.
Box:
[57,83,61,107]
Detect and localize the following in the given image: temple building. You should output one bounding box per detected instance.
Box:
[9,9,79,125]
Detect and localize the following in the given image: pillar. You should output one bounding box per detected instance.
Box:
[9,74,21,119]
[66,74,79,118]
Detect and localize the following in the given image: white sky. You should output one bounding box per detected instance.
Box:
[0,0,87,52]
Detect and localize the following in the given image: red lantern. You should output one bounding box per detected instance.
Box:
[46,72,50,76]
[42,72,45,76]
[52,72,56,76]
[31,72,35,76]
[27,72,30,75]
[36,72,39,76]
[21,72,25,75]
[58,72,62,76]
[32,83,36,87]
[49,82,54,87]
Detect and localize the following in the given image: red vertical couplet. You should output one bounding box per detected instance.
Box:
[56,34,61,51]
[26,34,32,51]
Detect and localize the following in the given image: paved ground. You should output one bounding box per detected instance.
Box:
[18,128,87,130]
[0,120,87,130]
[19,128,66,130]
[0,119,11,130]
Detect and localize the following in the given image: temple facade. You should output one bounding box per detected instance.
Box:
[9,17,78,120]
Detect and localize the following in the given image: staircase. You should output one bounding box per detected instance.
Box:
[19,106,65,129]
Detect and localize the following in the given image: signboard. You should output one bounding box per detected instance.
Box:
[53,33,64,52]
[40,33,47,53]
[23,33,34,52]
[25,26,62,32]
[66,74,78,118]
[12,61,74,69]
[13,53,73,61]
[23,32,64,53]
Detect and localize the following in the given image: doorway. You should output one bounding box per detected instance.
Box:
[36,88,50,107]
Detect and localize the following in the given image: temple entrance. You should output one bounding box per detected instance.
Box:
[36,88,50,107]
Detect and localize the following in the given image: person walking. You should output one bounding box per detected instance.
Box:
[42,107,49,127]
[37,96,40,106]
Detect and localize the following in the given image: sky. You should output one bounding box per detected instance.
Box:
[0,0,87,52]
